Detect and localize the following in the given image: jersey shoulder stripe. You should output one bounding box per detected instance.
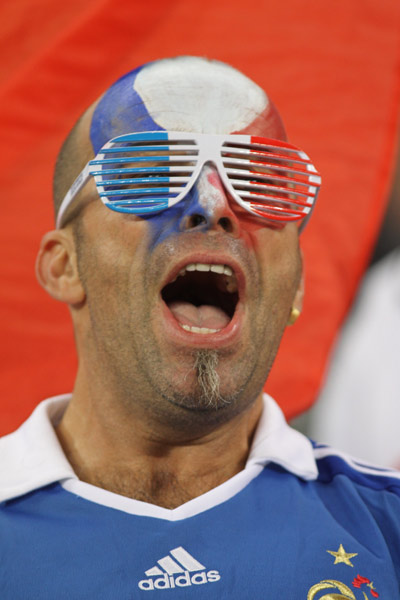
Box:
[312,441,400,493]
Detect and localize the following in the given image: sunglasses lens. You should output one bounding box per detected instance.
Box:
[91,134,199,214]
[221,138,319,224]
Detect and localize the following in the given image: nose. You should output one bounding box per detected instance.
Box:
[179,164,240,236]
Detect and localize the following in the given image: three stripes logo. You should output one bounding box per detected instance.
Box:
[138,546,221,591]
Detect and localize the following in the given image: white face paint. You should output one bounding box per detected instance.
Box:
[194,164,227,215]
[134,56,269,134]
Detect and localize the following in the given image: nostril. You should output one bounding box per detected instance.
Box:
[218,217,234,234]
[187,214,207,229]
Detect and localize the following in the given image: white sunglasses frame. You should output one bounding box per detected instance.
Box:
[56,131,321,230]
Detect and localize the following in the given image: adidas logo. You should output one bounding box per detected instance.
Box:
[138,546,221,591]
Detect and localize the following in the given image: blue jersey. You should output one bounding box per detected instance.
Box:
[1,395,400,598]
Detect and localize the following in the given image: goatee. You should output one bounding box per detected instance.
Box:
[194,349,229,409]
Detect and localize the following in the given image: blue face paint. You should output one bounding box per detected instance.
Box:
[142,185,211,250]
[90,64,163,154]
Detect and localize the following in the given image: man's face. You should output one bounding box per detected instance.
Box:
[72,59,302,427]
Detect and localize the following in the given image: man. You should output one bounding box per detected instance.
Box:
[0,56,399,598]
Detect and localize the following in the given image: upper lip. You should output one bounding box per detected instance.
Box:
[160,254,246,299]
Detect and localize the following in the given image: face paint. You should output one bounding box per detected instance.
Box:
[134,57,269,134]
[141,186,203,249]
[90,64,163,153]
[89,57,288,247]
[234,103,287,141]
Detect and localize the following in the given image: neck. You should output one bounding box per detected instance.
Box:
[56,376,263,509]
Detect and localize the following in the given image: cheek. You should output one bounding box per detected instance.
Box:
[257,229,301,293]
[138,209,182,249]
[231,207,287,252]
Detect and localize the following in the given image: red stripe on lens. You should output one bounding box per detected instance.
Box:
[249,149,309,165]
[248,158,310,173]
[250,201,305,217]
[250,136,301,151]
[248,170,317,190]
[249,191,313,208]
[250,205,303,221]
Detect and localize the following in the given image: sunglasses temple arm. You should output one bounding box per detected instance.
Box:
[56,164,92,228]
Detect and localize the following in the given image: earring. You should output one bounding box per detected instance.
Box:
[287,307,301,326]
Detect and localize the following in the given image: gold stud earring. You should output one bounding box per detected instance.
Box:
[287,307,301,326]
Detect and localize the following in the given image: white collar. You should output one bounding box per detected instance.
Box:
[0,393,317,504]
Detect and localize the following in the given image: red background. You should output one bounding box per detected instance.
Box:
[1,0,399,435]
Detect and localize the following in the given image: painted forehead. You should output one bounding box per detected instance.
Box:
[90,57,286,153]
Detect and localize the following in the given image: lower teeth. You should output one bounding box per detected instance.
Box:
[181,324,220,334]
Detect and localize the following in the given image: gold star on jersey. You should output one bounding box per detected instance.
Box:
[327,544,358,567]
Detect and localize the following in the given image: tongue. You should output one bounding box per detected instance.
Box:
[168,301,231,330]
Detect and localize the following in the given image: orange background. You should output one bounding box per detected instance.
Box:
[1,0,399,435]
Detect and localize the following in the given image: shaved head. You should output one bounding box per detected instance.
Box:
[53,114,86,220]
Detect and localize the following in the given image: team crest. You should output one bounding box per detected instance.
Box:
[307,544,380,599]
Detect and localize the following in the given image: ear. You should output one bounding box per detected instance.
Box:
[35,229,85,305]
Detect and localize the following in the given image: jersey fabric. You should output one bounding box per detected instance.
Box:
[1,395,400,599]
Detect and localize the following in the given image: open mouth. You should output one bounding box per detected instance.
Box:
[161,263,240,335]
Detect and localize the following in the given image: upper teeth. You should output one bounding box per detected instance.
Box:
[176,263,238,294]
[180,263,233,276]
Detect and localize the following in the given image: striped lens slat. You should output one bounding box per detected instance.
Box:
[229,179,314,203]
[250,204,305,221]
[99,176,190,187]
[91,166,194,177]
[101,144,197,154]
[223,156,314,178]
[225,167,315,189]
[92,155,185,165]
[98,186,184,198]
[103,196,179,205]
[222,144,311,170]
[111,200,170,214]
[221,139,320,223]
[92,137,198,209]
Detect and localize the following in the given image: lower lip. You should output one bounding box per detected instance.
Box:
[159,299,244,349]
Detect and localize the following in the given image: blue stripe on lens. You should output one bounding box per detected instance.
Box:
[98,187,174,197]
[101,145,171,154]
[107,202,169,214]
[114,132,169,142]
[99,177,170,185]
[105,197,175,206]
[91,166,172,176]
[90,156,170,165]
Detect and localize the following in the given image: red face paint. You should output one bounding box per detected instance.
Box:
[233,100,287,140]
[207,170,223,190]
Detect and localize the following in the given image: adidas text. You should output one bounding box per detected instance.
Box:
[138,570,221,590]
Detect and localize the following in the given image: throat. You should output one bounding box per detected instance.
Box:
[73,463,240,509]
